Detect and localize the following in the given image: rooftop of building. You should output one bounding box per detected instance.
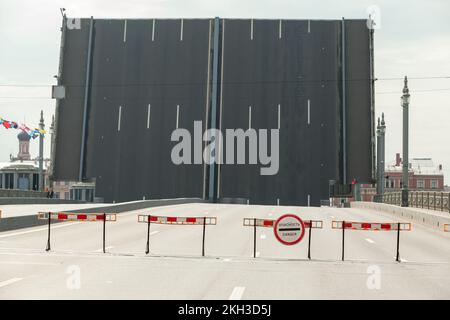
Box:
[386,155,443,176]
[0,160,49,171]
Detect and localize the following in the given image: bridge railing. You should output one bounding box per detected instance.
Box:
[382,191,450,213]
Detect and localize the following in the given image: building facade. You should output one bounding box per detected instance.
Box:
[0,131,49,192]
[385,153,444,191]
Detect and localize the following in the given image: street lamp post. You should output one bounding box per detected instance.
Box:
[39,110,45,192]
[401,76,410,207]
[376,114,386,198]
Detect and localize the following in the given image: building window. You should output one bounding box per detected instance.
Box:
[5,173,14,189]
[32,174,39,191]
[417,180,424,189]
[431,180,438,189]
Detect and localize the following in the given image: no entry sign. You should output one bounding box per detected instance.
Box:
[274,214,305,245]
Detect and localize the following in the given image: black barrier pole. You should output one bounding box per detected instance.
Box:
[45,212,51,252]
[307,220,312,260]
[202,217,206,257]
[103,213,106,253]
[341,220,345,261]
[396,222,401,262]
[253,218,257,258]
[145,215,151,255]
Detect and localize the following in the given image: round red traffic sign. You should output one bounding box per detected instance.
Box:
[274,214,305,245]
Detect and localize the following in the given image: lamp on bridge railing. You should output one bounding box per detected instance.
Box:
[401,76,410,207]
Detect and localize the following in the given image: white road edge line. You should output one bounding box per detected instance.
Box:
[0,277,23,289]
[0,261,59,266]
[229,286,246,300]
[0,222,82,239]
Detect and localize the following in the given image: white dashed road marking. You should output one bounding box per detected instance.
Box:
[0,278,23,289]
[229,286,246,300]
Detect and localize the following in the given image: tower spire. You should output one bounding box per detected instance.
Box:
[403,76,409,95]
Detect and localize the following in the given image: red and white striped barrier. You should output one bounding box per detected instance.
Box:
[444,224,450,232]
[138,215,216,225]
[138,215,217,256]
[332,221,411,231]
[37,212,116,253]
[38,212,117,222]
[243,218,323,229]
[243,218,274,228]
[332,220,411,262]
[243,217,323,259]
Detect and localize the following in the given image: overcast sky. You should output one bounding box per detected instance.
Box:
[1,0,449,182]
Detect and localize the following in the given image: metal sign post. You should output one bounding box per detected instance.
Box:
[253,218,257,259]
[307,220,312,260]
[46,212,51,252]
[103,213,106,253]
[243,218,274,258]
[145,215,151,254]
[202,217,206,257]
[396,222,400,262]
[342,220,346,261]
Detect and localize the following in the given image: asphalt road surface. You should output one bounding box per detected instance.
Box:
[0,203,449,299]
